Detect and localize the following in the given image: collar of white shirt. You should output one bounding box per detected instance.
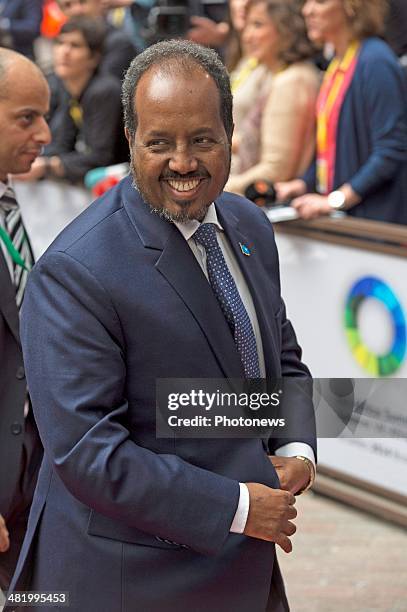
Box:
[174,203,223,241]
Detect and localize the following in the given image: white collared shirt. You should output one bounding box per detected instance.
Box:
[174,203,266,376]
[174,203,315,533]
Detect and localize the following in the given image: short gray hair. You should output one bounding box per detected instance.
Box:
[122,39,233,142]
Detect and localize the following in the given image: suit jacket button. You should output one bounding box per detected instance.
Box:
[11,422,22,435]
[16,366,25,380]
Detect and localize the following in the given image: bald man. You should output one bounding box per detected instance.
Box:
[0,48,50,592]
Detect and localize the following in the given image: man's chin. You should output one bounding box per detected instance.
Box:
[14,163,33,175]
[150,201,209,223]
[131,169,216,222]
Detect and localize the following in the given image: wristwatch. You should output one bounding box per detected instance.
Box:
[295,456,315,495]
[327,190,346,210]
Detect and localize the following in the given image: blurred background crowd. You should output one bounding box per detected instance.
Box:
[1,0,406,223]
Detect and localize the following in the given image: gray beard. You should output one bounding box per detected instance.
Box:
[150,204,208,224]
[130,172,209,223]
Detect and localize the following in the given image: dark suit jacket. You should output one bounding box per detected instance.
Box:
[45,72,127,183]
[12,177,316,611]
[0,0,43,59]
[0,252,27,516]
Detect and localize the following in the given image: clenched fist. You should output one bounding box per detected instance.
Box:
[244,483,297,553]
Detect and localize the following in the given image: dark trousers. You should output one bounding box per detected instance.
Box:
[266,559,290,612]
[0,413,42,593]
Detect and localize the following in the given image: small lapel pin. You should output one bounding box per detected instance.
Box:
[239,242,251,256]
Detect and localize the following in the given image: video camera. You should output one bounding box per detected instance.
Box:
[137,0,228,46]
[245,180,278,208]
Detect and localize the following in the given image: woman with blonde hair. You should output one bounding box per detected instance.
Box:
[276,0,407,224]
[225,0,320,195]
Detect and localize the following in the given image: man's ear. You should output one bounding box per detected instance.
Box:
[125,127,131,144]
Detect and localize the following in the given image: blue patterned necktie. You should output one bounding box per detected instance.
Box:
[0,186,34,309]
[194,223,260,378]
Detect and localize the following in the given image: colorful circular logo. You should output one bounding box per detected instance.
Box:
[344,276,406,376]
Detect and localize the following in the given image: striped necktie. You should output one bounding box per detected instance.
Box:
[0,186,34,308]
[194,223,261,379]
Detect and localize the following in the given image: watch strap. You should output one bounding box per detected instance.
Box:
[295,455,315,495]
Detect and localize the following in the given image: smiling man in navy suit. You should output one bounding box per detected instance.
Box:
[10,40,316,612]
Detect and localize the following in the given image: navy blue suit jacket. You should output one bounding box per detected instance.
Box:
[11,177,315,611]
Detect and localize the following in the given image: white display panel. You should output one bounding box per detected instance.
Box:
[16,179,91,257]
[275,231,407,497]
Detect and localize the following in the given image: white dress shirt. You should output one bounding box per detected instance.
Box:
[174,203,316,533]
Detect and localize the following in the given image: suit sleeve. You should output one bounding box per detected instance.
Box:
[268,299,316,457]
[20,251,240,556]
[349,48,407,198]
[252,208,316,457]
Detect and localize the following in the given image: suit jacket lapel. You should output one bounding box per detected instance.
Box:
[216,201,280,378]
[0,251,20,346]
[156,234,245,379]
[122,181,244,379]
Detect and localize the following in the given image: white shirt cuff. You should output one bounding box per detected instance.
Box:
[230,483,250,533]
[275,442,316,471]
[229,444,315,534]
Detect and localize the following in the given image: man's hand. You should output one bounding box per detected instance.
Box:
[12,157,48,182]
[243,483,297,553]
[13,156,64,182]
[269,456,311,495]
[0,514,10,553]
[187,17,229,47]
